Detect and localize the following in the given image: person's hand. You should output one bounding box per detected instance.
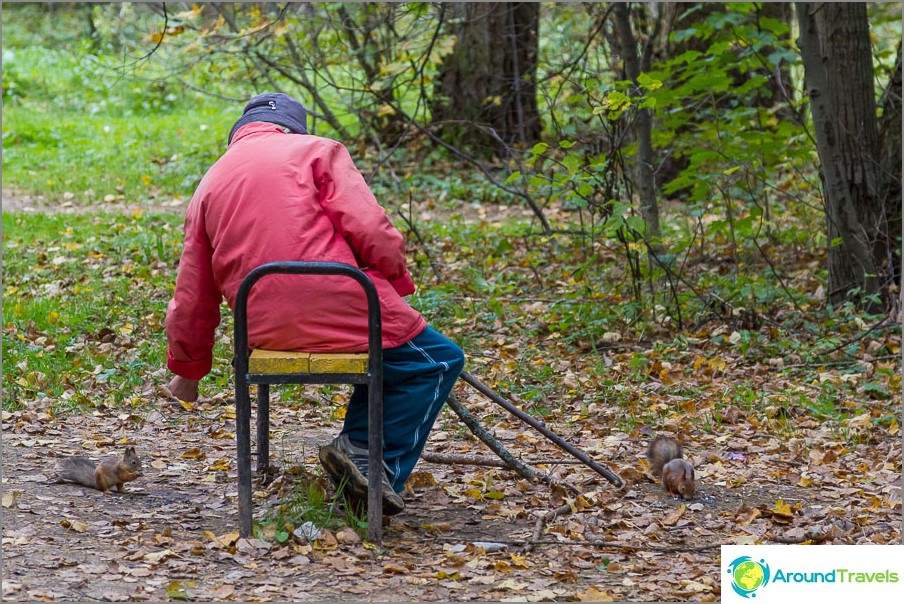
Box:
[168,375,200,402]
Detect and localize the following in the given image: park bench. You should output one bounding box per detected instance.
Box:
[233,261,386,543]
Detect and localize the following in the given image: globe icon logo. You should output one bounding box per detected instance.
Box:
[727,556,771,598]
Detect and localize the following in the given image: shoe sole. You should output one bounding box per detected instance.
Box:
[319,444,405,516]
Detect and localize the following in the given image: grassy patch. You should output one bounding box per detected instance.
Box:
[256,473,367,544]
[3,211,178,410]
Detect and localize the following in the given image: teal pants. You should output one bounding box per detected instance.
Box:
[341,326,465,492]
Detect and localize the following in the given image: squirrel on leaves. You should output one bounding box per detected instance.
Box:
[646,435,695,499]
[56,446,143,493]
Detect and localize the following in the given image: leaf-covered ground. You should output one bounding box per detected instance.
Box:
[2,195,901,602]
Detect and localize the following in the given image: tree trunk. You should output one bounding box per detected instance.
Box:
[796,2,888,310]
[878,42,902,289]
[431,3,540,154]
[613,3,661,246]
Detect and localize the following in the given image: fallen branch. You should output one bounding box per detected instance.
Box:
[445,394,582,496]
[426,536,723,552]
[422,452,510,468]
[460,371,625,488]
[422,452,588,468]
[445,394,539,483]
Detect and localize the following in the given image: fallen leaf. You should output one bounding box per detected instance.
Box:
[181,447,205,460]
[661,504,686,526]
[2,491,21,508]
[576,586,614,602]
[336,527,361,545]
[143,549,175,565]
[209,584,235,599]
[60,519,89,533]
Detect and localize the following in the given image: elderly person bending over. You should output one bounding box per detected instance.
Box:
[165,93,464,516]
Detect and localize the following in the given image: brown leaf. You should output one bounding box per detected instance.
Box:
[661,504,686,526]
[209,584,235,599]
[576,586,613,601]
[336,527,361,545]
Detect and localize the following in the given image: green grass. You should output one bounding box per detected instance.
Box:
[256,472,368,544]
[2,211,180,409]
[2,100,231,204]
[2,22,235,204]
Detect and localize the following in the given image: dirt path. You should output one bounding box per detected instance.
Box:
[1,189,187,215]
[2,393,630,602]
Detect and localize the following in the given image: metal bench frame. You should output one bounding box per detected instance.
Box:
[233,261,384,543]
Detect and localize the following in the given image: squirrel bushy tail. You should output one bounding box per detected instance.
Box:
[646,434,683,477]
[56,456,100,488]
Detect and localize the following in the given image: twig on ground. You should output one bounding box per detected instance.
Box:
[422,452,588,468]
[426,535,723,552]
[526,502,573,553]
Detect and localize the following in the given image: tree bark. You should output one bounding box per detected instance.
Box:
[877,43,902,289]
[796,2,888,310]
[431,3,540,153]
[613,3,661,246]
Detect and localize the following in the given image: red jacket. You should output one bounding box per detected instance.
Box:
[166,123,426,379]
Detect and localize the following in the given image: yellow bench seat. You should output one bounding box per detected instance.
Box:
[248,349,369,374]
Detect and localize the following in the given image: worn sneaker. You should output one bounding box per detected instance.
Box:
[319,434,405,516]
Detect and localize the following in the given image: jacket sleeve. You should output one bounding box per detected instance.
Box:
[315,142,416,296]
[165,200,222,379]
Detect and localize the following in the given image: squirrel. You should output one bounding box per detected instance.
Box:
[56,446,143,493]
[646,435,695,499]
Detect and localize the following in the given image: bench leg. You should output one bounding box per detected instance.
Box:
[367,385,384,543]
[256,384,270,474]
[236,381,253,537]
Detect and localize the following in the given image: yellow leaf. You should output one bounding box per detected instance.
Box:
[383,563,408,574]
[181,447,206,460]
[772,499,793,517]
[144,30,166,44]
[47,311,60,324]
[797,476,814,487]
[204,530,239,548]
[465,487,484,500]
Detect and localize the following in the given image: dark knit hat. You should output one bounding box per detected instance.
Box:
[228,92,308,144]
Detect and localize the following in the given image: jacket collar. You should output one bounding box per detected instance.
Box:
[228,122,289,146]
